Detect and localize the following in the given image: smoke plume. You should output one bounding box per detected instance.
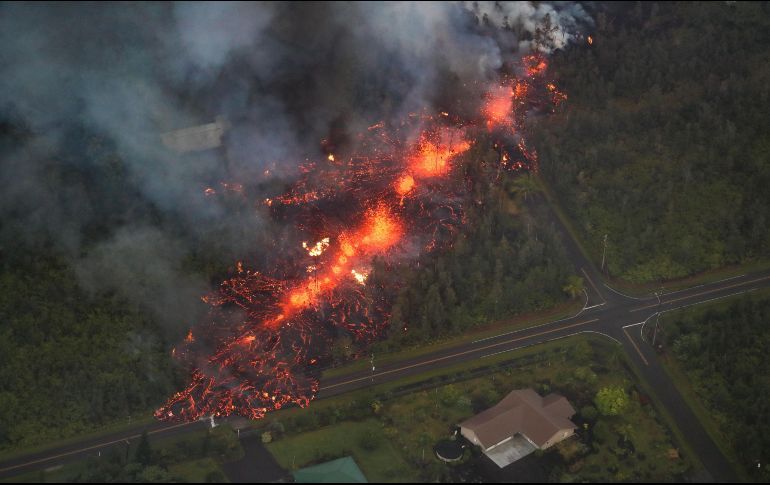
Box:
[0,2,591,335]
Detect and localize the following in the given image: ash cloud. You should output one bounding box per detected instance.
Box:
[0,2,590,335]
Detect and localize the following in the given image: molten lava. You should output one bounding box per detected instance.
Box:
[483,85,514,129]
[408,127,471,178]
[156,54,567,423]
[395,173,415,196]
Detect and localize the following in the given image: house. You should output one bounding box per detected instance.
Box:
[161,117,229,153]
[459,388,577,468]
[292,456,367,483]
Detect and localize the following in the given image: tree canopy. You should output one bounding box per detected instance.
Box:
[532,1,770,282]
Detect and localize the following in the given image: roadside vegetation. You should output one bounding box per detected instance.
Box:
[4,426,240,483]
[661,292,770,481]
[266,335,691,482]
[532,1,770,283]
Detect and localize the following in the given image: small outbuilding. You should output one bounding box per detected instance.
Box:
[292,456,368,483]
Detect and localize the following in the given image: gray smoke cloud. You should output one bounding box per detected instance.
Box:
[0,1,590,335]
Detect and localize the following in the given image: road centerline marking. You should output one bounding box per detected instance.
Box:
[0,421,197,473]
[320,318,598,391]
[581,267,606,304]
[629,275,770,312]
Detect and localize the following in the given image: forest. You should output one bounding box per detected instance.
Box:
[531,1,770,282]
[663,294,770,481]
[0,123,574,451]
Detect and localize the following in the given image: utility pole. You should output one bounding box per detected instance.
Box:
[370,353,375,383]
[652,290,662,347]
[600,234,608,273]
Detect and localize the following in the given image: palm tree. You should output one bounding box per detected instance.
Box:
[562,275,585,299]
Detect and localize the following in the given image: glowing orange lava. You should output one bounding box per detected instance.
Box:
[484,85,514,129]
[408,128,471,178]
[395,174,415,196]
[523,55,548,77]
[358,204,403,252]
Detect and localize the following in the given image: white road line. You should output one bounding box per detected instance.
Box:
[630,275,770,312]
[480,330,622,359]
[584,303,606,310]
[661,287,758,315]
[322,318,597,391]
[605,273,748,301]
[622,326,649,366]
[0,421,197,474]
[603,282,654,301]
[471,299,588,344]
[581,330,623,345]
[658,273,746,298]
[581,267,606,304]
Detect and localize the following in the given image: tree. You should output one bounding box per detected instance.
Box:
[331,335,354,364]
[580,405,599,422]
[134,430,153,466]
[595,386,629,416]
[562,275,585,300]
[511,173,541,201]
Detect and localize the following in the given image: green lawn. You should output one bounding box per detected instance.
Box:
[168,457,228,483]
[267,420,417,482]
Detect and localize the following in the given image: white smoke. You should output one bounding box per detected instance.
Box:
[462,1,592,52]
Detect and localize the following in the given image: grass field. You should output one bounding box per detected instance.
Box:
[267,420,417,482]
[168,457,226,483]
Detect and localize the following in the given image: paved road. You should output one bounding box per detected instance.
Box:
[2,268,767,481]
[320,270,770,482]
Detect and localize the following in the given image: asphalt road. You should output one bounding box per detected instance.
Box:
[319,269,770,482]
[2,268,767,481]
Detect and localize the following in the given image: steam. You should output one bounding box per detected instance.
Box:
[0,2,590,336]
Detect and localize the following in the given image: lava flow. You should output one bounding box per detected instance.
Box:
[156,54,566,422]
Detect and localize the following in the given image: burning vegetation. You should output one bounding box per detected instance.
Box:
[157,54,567,422]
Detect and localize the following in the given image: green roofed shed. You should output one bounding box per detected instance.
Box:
[293,456,367,483]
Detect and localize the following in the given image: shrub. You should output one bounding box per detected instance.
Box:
[595,386,629,416]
